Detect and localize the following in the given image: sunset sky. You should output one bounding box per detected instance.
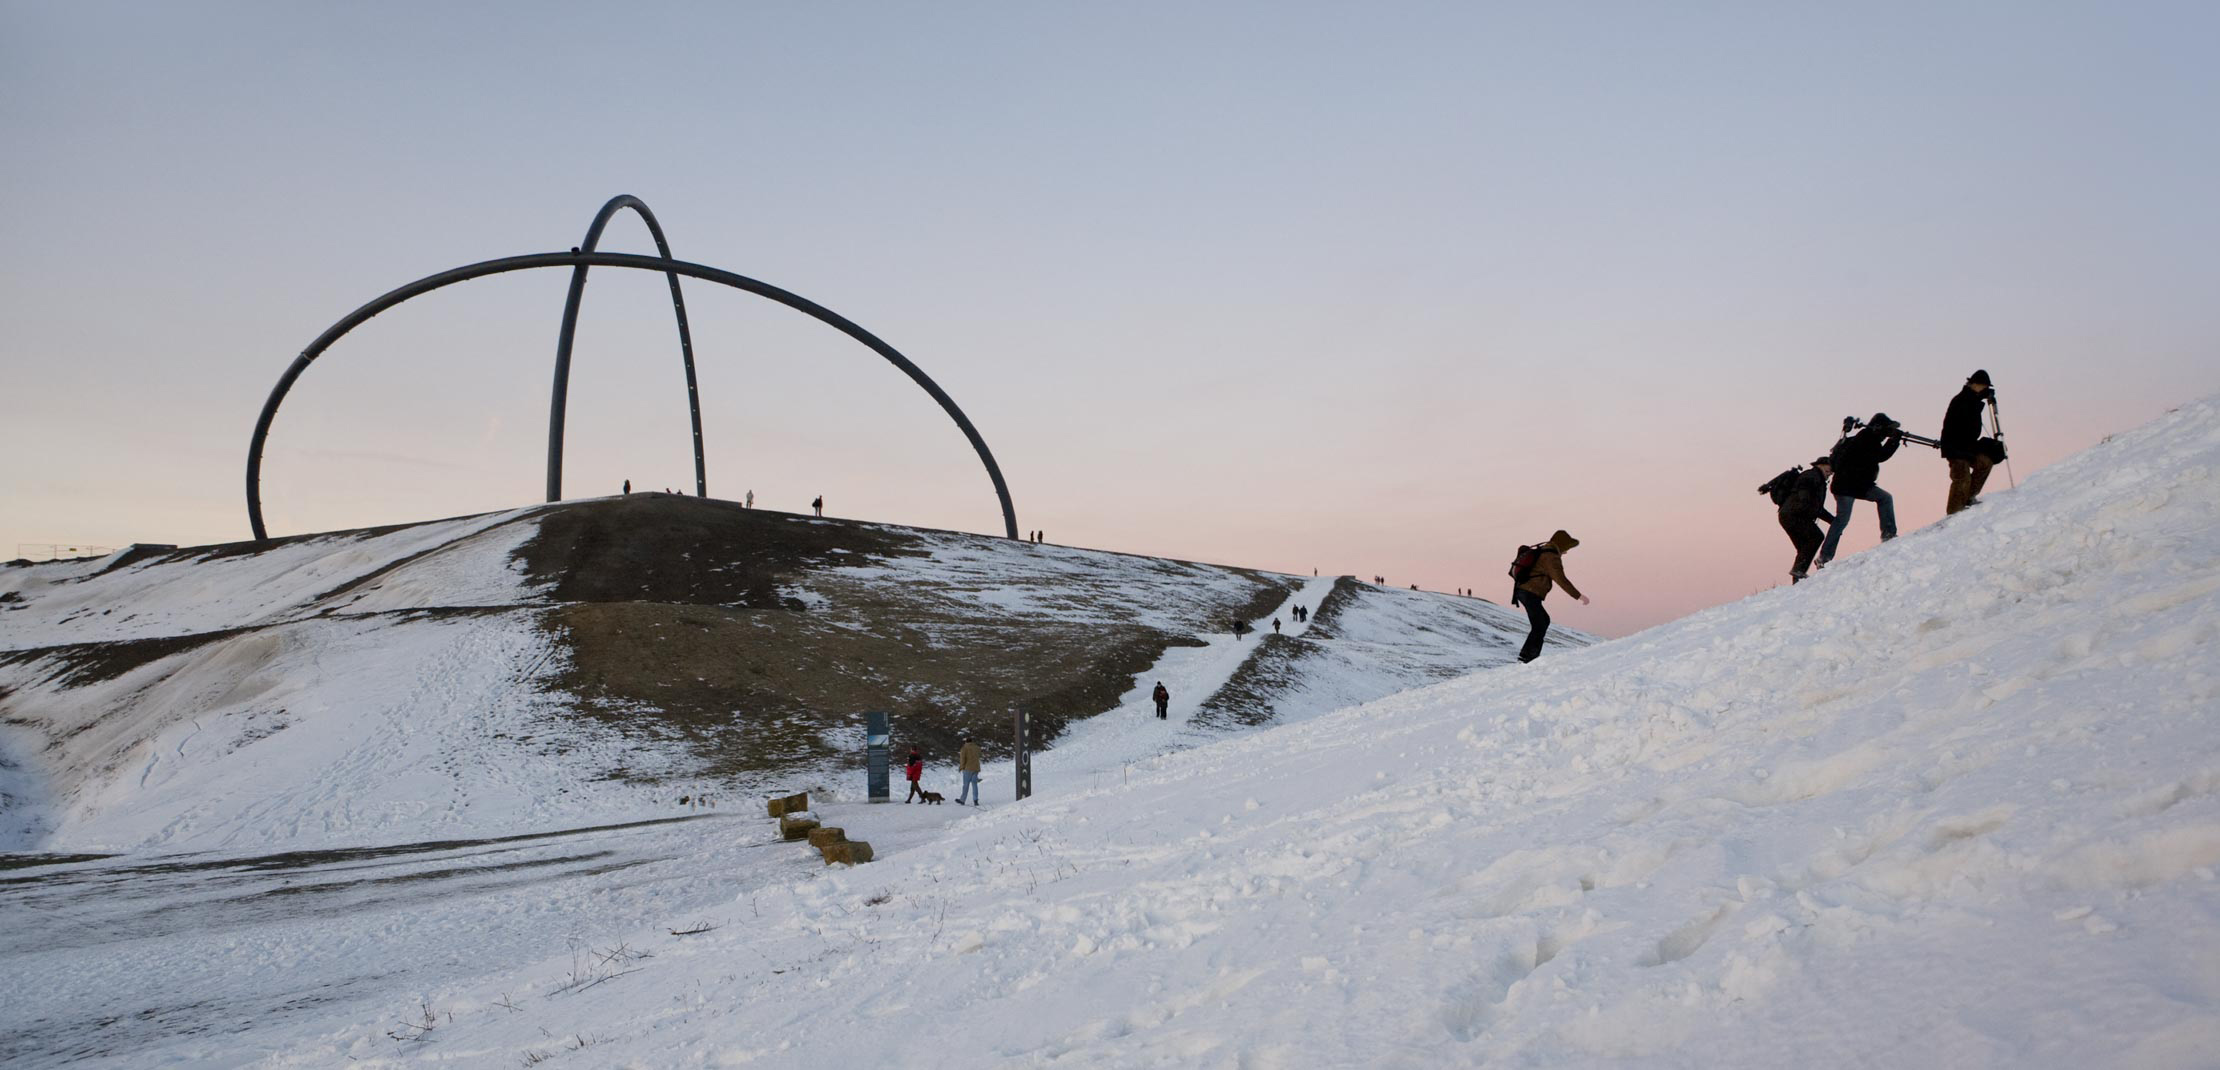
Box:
[4,2,2216,637]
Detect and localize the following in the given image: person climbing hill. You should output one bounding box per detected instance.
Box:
[1819,414,1903,566]
[1511,530,1588,664]
[1152,681,1170,720]
[1776,457,1835,583]
[1941,370,1998,514]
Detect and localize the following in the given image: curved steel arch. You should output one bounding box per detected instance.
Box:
[549,195,706,501]
[247,250,1018,542]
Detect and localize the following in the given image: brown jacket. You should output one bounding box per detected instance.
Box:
[958,742,982,773]
[1515,531,1583,601]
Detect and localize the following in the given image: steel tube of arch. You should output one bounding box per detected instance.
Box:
[548,195,707,502]
[246,250,1018,543]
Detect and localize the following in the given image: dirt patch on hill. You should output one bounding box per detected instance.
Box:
[1194,633,1318,729]
[545,602,1195,780]
[518,496,927,607]
[0,628,254,690]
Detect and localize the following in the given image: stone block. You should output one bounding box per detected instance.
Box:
[806,827,847,848]
[779,814,820,841]
[819,840,874,865]
[767,792,810,818]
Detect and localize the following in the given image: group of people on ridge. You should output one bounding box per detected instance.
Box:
[1765,369,2004,583]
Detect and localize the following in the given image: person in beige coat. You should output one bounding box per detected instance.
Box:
[1512,530,1589,663]
[957,737,982,806]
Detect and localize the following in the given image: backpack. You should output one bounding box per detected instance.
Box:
[1509,543,1550,584]
[1758,466,1804,507]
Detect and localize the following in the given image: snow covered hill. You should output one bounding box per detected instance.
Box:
[188,397,2220,1068]
[0,497,1563,854]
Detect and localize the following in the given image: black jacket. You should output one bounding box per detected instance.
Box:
[1829,426,1901,497]
[1940,387,1987,460]
[1780,467,1835,521]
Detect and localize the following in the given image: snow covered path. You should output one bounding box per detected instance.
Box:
[985,572,1339,800]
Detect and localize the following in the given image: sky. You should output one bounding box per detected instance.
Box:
[3,2,2216,638]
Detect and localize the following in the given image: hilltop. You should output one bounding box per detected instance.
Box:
[0,496,1568,853]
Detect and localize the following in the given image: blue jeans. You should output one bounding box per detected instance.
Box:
[959,771,980,805]
[1819,486,1895,563]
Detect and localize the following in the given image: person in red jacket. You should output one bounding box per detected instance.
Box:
[904,747,925,803]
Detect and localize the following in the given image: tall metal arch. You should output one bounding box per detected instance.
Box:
[549,195,705,501]
[246,250,1018,543]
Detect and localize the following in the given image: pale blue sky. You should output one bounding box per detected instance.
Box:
[4,2,2216,635]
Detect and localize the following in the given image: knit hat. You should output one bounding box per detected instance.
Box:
[1967,369,1992,386]
[1869,412,1898,429]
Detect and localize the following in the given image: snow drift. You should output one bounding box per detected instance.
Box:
[236,398,2220,1067]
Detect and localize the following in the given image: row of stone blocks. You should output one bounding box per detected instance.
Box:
[768,791,873,865]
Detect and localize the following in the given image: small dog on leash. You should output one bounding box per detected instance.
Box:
[919,789,945,805]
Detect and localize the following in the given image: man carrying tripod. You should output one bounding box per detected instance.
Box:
[1817,413,1903,568]
[1941,369,2000,514]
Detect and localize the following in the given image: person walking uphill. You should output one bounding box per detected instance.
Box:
[1818,414,1904,567]
[904,747,926,803]
[1510,530,1588,664]
[1152,681,1170,720]
[957,736,982,806]
[1778,458,1835,583]
[1941,370,1997,515]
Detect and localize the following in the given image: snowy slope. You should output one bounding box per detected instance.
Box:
[213,399,2220,1068]
[0,499,1556,854]
[0,505,552,648]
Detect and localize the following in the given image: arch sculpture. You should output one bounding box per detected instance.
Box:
[245,209,1018,543]
[549,195,704,501]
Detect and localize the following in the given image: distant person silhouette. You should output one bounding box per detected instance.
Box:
[812,495,823,518]
[904,748,925,803]
[622,480,630,495]
[1152,681,1170,719]
[1272,617,1282,634]
[745,489,754,509]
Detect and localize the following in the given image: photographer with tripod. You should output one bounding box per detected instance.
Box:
[1817,413,1904,568]
[1941,369,2005,514]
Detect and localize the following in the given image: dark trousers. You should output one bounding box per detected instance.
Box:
[1513,590,1550,663]
[1780,512,1825,578]
[1947,455,1993,514]
[1154,700,1168,719]
[905,780,924,802]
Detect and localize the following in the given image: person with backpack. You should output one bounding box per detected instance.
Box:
[1509,530,1588,663]
[1940,370,1998,514]
[812,495,824,518]
[1762,457,1836,583]
[1818,414,1904,567]
[1152,681,1170,719]
[904,747,926,803]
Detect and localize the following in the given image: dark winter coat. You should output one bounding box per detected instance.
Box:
[1939,387,1987,460]
[1514,531,1584,601]
[1779,467,1835,521]
[1828,426,1901,497]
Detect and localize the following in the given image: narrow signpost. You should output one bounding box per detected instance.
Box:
[866,711,890,802]
[1014,708,1032,801]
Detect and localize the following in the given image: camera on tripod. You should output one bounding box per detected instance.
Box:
[1841,414,1941,450]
